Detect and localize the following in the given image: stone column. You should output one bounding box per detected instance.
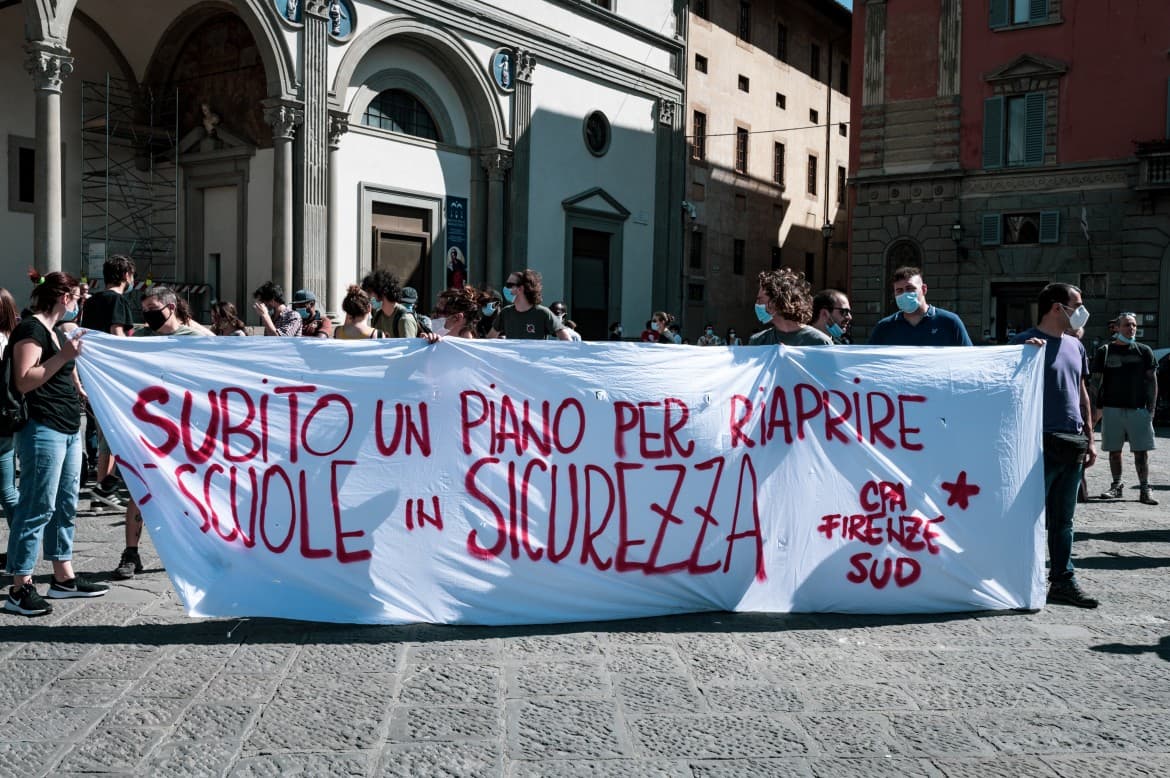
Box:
[863,0,887,107]
[298,1,331,296]
[653,98,684,315]
[507,48,536,276]
[263,99,303,296]
[480,151,512,287]
[25,42,73,273]
[327,110,349,315]
[938,0,962,96]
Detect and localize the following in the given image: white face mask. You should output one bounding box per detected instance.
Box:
[1063,304,1090,331]
[430,316,449,336]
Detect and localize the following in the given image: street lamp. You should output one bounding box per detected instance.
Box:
[821,222,834,287]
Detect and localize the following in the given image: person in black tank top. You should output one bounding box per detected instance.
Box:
[5,271,109,617]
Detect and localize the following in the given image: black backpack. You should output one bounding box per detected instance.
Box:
[0,340,29,436]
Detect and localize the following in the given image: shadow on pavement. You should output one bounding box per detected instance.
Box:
[1073,554,1170,570]
[1091,635,1170,663]
[1076,529,1170,543]
[0,607,1028,646]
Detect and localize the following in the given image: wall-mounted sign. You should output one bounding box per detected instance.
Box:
[274,0,356,40]
[445,196,469,289]
[276,0,301,24]
[488,48,515,92]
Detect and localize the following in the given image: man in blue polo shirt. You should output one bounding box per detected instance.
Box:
[869,266,972,346]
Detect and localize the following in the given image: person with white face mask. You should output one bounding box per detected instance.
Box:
[1091,312,1159,505]
[868,266,972,346]
[1011,282,1099,609]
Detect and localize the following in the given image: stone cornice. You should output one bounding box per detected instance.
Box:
[961,164,1131,197]
[378,0,684,100]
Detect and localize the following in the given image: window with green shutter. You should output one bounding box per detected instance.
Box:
[984,92,1046,169]
[1038,210,1060,243]
[982,214,1002,245]
[983,97,1005,169]
[991,0,1049,28]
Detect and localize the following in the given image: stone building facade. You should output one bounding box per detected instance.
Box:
[683,0,851,341]
[2,0,687,339]
[849,0,1170,347]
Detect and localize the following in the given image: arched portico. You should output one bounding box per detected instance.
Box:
[20,0,297,274]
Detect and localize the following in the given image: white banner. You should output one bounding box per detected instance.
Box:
[77,334,1047,624]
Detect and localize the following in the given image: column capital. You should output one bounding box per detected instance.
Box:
[480,150,513,180]
[328,110,350,150]
[513,48,537,84]
[304,0,331,18]
[262,99,304,141]
[657,98,677,127]
[25,43,73,94]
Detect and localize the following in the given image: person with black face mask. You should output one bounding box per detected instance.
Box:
[111,285,212,583]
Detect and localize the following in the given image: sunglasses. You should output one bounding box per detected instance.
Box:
[504,282,521,288]
[833,307,852,316]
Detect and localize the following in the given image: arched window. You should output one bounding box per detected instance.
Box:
[362,90,442,142]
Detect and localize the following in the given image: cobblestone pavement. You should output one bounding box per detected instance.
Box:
[1,432,1168,777]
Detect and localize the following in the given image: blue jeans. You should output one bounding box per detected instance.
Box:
[6,419,81,576]
[0,434,18,528]
[1043,452,1082,583]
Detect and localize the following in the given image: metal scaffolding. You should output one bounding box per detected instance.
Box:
[80,75,178,285]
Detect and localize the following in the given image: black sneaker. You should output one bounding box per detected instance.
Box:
[112,548,143,580]
[1046,580,1099,609]
[4,584,53,616]
[47,575,110,599]
[90,481,125,509]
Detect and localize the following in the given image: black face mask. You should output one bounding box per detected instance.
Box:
[143,307,171,331]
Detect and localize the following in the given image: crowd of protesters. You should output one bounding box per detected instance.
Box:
[0,254,1159,616]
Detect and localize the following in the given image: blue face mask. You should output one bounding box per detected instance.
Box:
[503,287,516,304]
[827,321,844,339]
[651,322,660,332]
[296,307,311,321]
[369,295,381,306]
[896,291,920,314]
[1117,333,1136,345]
[754,303,772,324]
[482,302,496,317]
[61,307,78,322]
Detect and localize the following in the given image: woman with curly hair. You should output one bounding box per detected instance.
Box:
[6,271,108,616]
[433,285,487,339]
[749,267,833,346]
[334,285,385,340]
[211,301,248,336]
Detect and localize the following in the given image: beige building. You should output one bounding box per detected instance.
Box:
[683,0,850,340]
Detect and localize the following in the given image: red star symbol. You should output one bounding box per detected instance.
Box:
[941,470,981,510]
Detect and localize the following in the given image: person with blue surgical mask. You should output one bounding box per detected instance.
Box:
[748,268,833,347]
[811,288,852,345]
[868,266,972,346]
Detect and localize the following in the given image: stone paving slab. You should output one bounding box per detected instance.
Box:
[1,432,1167,776]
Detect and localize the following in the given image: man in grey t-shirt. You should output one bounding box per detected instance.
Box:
[748,267,833,347]
[488,269,571,341]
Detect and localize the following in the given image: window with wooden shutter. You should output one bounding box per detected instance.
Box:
[989,0,1009,28]
[1038,210,1060,243]
[1023,92,1046,166]
[981,214,1002,245]
[983,96,1005,169]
